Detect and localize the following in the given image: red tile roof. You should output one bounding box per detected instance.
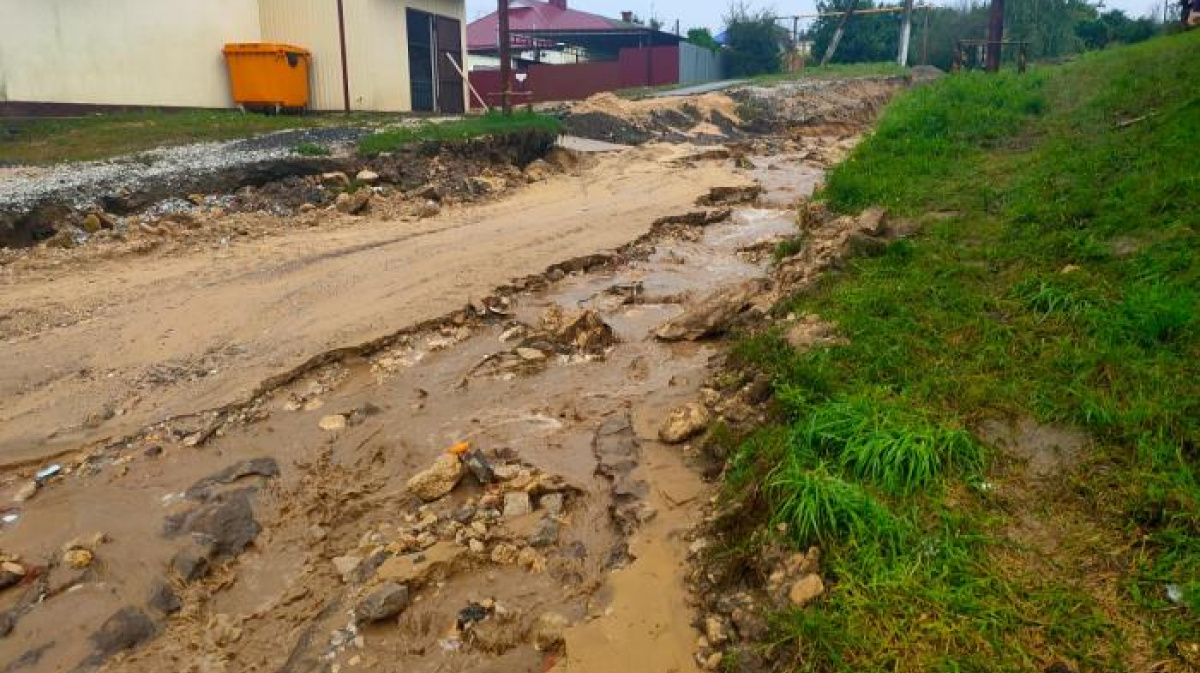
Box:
[467,0,637,51]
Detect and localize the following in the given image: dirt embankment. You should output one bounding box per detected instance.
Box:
[562,76,904,145]
[0,79,902,673]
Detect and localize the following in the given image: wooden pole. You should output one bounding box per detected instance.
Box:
[498,0,513,114]
[985,0,1005,72]
[820,0,856,66]
[897,0,914,66]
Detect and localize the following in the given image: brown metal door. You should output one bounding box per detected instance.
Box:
[435,16,465,114]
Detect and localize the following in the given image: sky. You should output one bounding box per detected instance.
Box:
[465,0,1168,33]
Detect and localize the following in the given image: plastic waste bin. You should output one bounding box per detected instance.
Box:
[222,43,312,112]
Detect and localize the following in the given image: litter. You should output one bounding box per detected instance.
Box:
[35,464,62,483]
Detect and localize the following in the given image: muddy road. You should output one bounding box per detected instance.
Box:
[0,144,739,468]
[0,77,899,673]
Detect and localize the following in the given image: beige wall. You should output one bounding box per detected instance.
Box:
[0,0,261,108]
[261,0,467,112]
[0,0,468,113]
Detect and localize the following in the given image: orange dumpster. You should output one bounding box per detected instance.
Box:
[222,43,312,112]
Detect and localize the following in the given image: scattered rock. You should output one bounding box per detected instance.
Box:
[0,561,25,590]
[516,347,546,361]
[523,160,553,182]
[321,172,351,188]
[463,449,496,485]
[355,583,410,625]
[415,200,441,219]
[704,615,728,645]
[654,278,770,341]
[788,574,825,607]
[457,602,490,628]
[539,492,565,516]
[163,490,261,559]
[318,414,347,431]
[530,612,569,651]
[529,517,559,548]
[64,548,94,569]
[170,535,217,581]
[335,189,372,215]
[659,402,711,444]
[517,546,547,573]
[469,607,525,653]
[468,176,507,195]
[544,308,616,354]
[856,206,888,236]
[490,543,519,565]
[85,607,157,664]
[333,555,363,582]
[148,582,182,615]
[356,170,380,184]
[12,481,38,503]
[81,213,103,233]
[185,457,279,499]
[698,185,762,206]
[503,492,533,519]
[406,454,465,502]
[653,209,732,227]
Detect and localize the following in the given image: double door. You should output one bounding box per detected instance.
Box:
[407,9,465,113]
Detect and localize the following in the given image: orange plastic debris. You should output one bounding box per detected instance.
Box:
[447,441,471,456]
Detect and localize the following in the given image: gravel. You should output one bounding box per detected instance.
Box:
[0,126,370,214]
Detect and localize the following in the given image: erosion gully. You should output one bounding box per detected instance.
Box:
[0,140,843,673]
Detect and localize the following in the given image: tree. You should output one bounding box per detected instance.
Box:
[810,0,902,64]
[687,27,722,51]
[724,2,787,76]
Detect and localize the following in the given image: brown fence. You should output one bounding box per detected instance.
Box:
[469,45,682,108]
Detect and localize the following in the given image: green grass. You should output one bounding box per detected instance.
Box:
[293,142,331,157]
[0,109,386,165]
[724,30,1200,672]
[356,111,563,156]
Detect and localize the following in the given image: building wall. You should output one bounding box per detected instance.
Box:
[0,0,261,108]
[258,0,343,110]
[261,0,467,112]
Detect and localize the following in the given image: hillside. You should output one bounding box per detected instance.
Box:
[723,30,1199,673]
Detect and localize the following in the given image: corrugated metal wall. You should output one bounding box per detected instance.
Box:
[678,42,726,85]
[258,0,344,110]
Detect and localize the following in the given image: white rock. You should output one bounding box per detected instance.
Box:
[406,454,465,502]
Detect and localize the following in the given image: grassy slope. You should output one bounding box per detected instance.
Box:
[356,111,563,156]
[727,31,1198,672]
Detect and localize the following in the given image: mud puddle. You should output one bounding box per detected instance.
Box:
[0,147,831,673]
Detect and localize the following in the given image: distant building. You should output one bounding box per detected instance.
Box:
[0,0,469,115]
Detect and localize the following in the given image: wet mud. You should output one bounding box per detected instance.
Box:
[0,122,877,671]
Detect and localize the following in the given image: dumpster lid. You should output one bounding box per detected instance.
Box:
[223,43,311,56]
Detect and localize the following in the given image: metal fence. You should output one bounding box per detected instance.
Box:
[678,42,726,85]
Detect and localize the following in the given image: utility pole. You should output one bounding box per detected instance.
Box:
[922,5,931,65]
[897,0,914,66]
[985,0,1005,72]
[498,0,513,114]
[820,0,856,66]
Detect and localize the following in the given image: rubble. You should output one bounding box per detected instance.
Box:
[406,454,465,502]
[355,583,410,624]
[659,402,712,444]
[654,278,771,341]
[530,612,569,650]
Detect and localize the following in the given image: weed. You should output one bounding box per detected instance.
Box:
[293,142,330,157]
[357,111,562,156]
[773,237,804,262]
[766,460,901,548]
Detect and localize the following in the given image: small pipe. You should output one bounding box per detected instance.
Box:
[337,0,351,112]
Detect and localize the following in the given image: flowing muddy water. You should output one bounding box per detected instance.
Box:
[0,149,830,673]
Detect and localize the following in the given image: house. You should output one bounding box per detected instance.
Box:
[0,0,468,115]
[465,0,724,105]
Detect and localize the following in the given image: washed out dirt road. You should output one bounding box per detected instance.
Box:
[0,144,739,467]
[0,76,901,673]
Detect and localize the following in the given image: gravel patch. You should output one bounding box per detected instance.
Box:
[0,126,370,214]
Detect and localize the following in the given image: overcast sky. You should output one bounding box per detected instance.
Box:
[465,0,1168,32]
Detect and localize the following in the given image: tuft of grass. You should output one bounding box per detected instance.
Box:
[767,460,902,549]
[773,237,805,262]
[357,111,562,156]
[788,395,984,495]
[293,142,330,157]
